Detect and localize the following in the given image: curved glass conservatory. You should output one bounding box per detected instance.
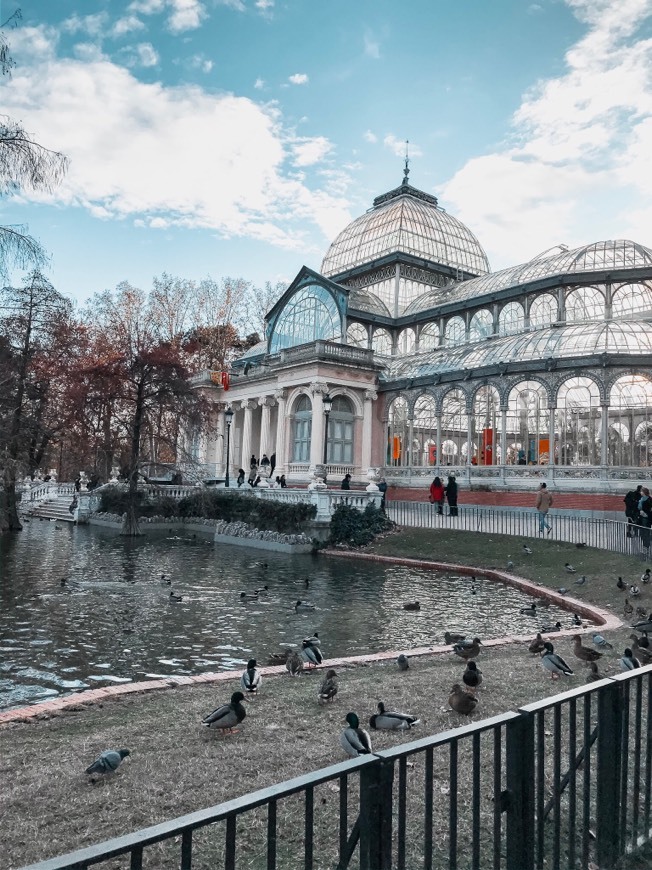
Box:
[196,172,652,491]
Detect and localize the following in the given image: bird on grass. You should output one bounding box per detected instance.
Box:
[520,603,538,616]
[303,632,321,648]
[540,621,562,633]
[403,601,421,611]
[617,576,626,591]
[397,654,410,671]
[317,669,338,705]
[631,585,641,597]
[340,713,372,757]
[575,575,587,586]
[202,691,246,733]
[624,598,634,617]
[448,683,478,715]
[586,662,603,683]
[522,544,533,555]
[240,659,262,696]
[629,636,652,664]
[639,632,651,649]
[295,600,316,613]
[575,542,587,549]
[632,616,652,633]
[286,651,304,677]
[453,637,482,660]
[506,556,514,571]
[369,701,420,730]
[565,563,577,574]
[462,661,483,692]
[573,635,602,664]
[85,749,130,777]
[169,592,183,602]
[541,642,574,680]
[302,638,323,667]
[529,633,546,655]
[557,588,569,596]
[621,648,641,671]
[642,569,651,584]
[636,605,648,619]
[444,631,466,645]
[592,633,613,650]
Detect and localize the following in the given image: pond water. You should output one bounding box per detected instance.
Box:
[0,523,577,710]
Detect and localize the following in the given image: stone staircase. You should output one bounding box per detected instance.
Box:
[26,493,78,522]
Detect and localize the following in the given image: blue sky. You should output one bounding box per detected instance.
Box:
[2,0,652,305]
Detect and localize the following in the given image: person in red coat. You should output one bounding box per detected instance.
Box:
[429,476,445,515]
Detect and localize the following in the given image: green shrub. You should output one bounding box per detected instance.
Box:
[329,502,393,547]
[177,490,316,532]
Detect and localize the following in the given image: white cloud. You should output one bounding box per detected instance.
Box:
[126,0,206,33]
[363,130,377,143]
[128,0,165,13]
[440,0,652,268]
[363,32,380,59]
[133,42,160,67]
[288,73,309,85]
[255,0,274,10]
[112,15,146,37]
[383,134,422,158]
[62,13,109,37]
[254,77,265,89]
[188,53,213,73]
[2,27,351,249]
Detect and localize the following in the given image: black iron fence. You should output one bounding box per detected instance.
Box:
[387,501,652,561]
[21,666,652,870]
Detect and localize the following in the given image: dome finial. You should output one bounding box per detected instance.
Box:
[403,139,410,185]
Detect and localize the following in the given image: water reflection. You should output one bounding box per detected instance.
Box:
[0,523,576,709]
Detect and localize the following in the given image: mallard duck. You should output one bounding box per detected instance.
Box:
[462,661,483,692]
[340,712,372,757]
[397,654,409,671]
[295,600,316,613]
[444,631,466,645]
[240,659,262,696]
[240,591,259,601]
[202,691,246,733]
[529,633,546,654]
[522,544,533,555]
[631,585,641,597]
[169,592,183,602]
[317,669,338,705]
[85,748,130,776]
[286,650,303,677]
[572,613,582,626]
[369,701,420,730]
[573,635,602,663]
[303,632,321,648]
[520,603,537,616]
[586,662,603,683]
[448,683,478,715]
[621,648,641,671]
[160,573,171,585]
[638,632,650,649]
[453,637,482,660]
[592,633,613,650]
[629,635,652,664]
[617,576,626,590]
[403,601,421,611]
[624,598,634,616]
[267,650,291,666]
[506,557,514,570]
[565,563,577,573]
[541,642,574,679]
[642,569,651,584]
[540,621,562,633]
[302,640,323,667]
[255,585,269,594]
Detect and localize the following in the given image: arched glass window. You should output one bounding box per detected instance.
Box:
[412,394,437,466]
[612,284,652,319]
[397,328,416,354]
[327,396,354,464]
[292,394,312,463]
[444,316,465,347]
[498,302,525,336]
[419,322,439,352]
[387,396,409,466]
[270,284,341,352]
[469,309,493,343]
[609,375,652,466]
[347,322,368,348]
[441,389,467,462]
[529,293,558,329]
[556,377,601,465]
[372,328,392,356]
[473,385,500,465]
[506,381,549,465]
[565,287,605,323]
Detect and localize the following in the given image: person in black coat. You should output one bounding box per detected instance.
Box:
[445,474,458,517]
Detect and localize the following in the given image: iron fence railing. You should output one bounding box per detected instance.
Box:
[19,666,652,870]
[387,500,652,561]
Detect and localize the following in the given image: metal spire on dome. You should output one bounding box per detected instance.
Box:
[403,139,410,185]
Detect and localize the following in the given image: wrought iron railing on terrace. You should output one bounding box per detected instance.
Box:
[20,666,652,870]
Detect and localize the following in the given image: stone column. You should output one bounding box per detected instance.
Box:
[259,397,275,458]
[273,389,288,474]
[240,399,257,472]
[309,381,329,470]
[361,389,377,475]
[601,403,609,467]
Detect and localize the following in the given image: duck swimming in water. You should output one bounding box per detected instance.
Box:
[295,600,316,613]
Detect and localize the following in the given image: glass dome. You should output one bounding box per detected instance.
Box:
[321,182,490,278]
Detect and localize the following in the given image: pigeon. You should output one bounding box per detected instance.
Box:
[317,669,338,705]
[240,659,262,696]
[85,749,130,776]
[541,642,574,680]
[369,701,420,730]
[340,713,372,757]
[169,592,183,602]
[557,588,569,596]
[592,633,613,650]
[522,545,533,555]
[617,576,626,590]
[286,650,304,677]
[397,654,410,671]
[575,575,587,586]
[642,569,651,584]
[565,563,577,574]
[506,556,514,570]
[462,661,483,692]
[621,648,641,671]
[202,691,246,732]
[630,585,641,597]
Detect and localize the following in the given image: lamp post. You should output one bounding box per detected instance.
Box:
[322,393,333,484]
[224,406,234,487]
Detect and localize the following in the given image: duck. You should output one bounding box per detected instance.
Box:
[519,603,538,616]
[629,635,652,664]
[522,544,533,555]
[630,585,641,597]
[240,659,262,696]
[528,633,546,655]
[240,591,259,601]
[448,683,478,715]
[565,563,577,574]
[169,592,183,602]
[624,598,634,617]
[302,639,323,667]
[397,654,410,671]
[303,632,321,648]
[160,573,171,585]
[286,651,304,677]
[304,578,310,588]
[462,661,483,692]
[572,613,582,626]
[202,691,246,733]
[575,542,587,549]
[267,650,291,666]
[254,585,269,594]
[403,601,421,611]
[636,605,648,619]
[59,577,67,587]
[586,662,603,683]
[638,632,650,649]
[444,631,466,645]
[85,748,131,776]
[573,635,602,663]
[369,701,420,730]
[592,633,613,650]
[317,669,338,705]
[621,648,641,671]
[540,621,562,633]
[340,713,372,757]
[541,642,574,680]
[642,569,651,584]
[453,637,482,660]
[632,616,652,633]
[617,576,626,590]
[295,600,316,613]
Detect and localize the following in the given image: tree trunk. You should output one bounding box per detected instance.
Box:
[121,375,145,537]
[1,466,22,531]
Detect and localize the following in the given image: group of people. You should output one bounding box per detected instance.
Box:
[428,475,458,516]
[624,485,652,545]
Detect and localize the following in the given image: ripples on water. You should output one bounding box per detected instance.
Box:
[0,522,578,709]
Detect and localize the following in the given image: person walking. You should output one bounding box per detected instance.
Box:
[536,482,553,535]
[429,476,445,515]
[444,474,458,517]
[236,468,245,487]
[378,476,388,513]
[624,485,643,537]
[341,473,352,490]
